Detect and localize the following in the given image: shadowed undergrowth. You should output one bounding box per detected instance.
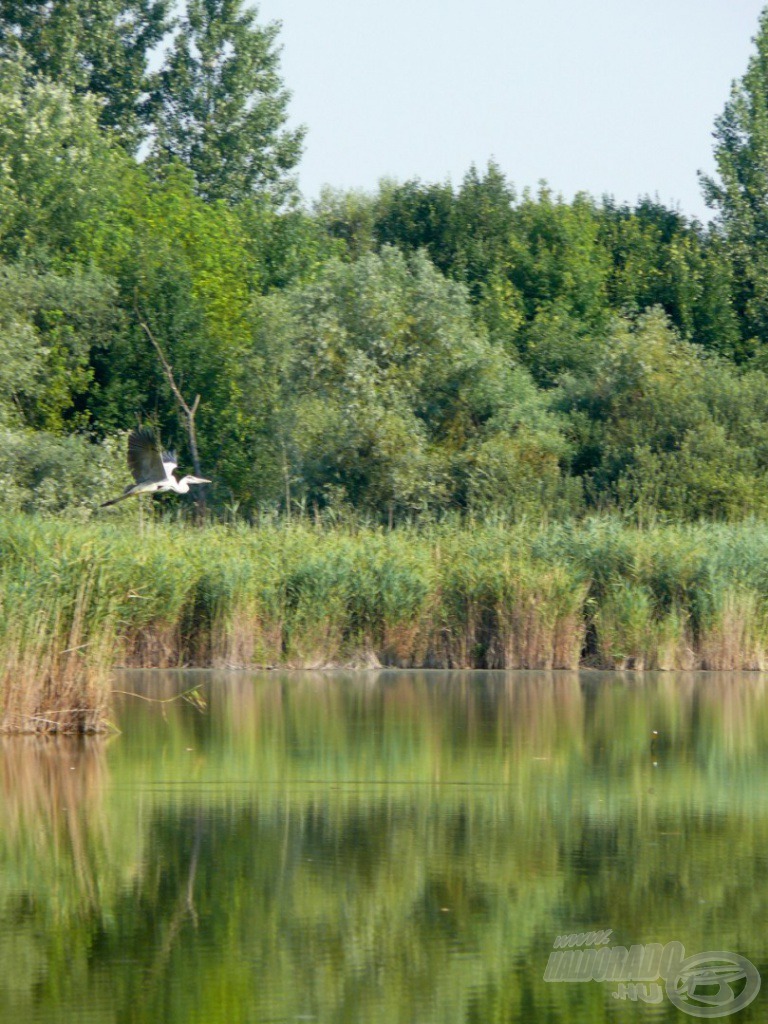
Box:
[5,515,768,731]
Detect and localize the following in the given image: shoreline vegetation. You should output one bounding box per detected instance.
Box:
[6,515,768,733]
[8,3,768,742]
[7,4,768,741]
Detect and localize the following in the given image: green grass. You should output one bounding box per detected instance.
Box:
[6,514,768,731]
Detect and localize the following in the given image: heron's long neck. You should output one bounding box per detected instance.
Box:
[175,477,191,494]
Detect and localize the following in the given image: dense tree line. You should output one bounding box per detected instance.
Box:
[3,2,768,522]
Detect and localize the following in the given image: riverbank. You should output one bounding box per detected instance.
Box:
[4,515,768,731]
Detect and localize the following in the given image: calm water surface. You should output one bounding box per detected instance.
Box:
[1,670,767,1023]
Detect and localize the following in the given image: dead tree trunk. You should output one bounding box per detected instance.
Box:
[135,304,206,518]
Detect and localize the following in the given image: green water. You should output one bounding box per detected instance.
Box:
[0,670,766,1023]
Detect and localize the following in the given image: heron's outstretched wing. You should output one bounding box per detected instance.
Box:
[127,428,166,484]
[161,450,178,481]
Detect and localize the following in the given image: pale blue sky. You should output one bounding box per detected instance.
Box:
[256,0,766,221]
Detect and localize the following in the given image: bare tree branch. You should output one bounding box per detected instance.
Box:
[134,298,206,513]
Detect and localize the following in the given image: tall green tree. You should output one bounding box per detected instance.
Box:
[701,7,768,351]
[373,178,457,275]
[150,0,304,205]
[245,248,573,519]
[558,308,768,520]
[0,0,171,147]
[0,52,127,262]
[598,199,741,359]
[0,262,121,433]
[84,161,258,492]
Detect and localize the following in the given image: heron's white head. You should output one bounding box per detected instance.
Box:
[177,475,211,493]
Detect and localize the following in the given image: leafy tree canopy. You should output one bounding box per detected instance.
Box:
[0,0,171,147]
[149,0,304,205]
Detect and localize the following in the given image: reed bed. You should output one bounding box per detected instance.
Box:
[0,521,119,733]
[6,515,768,731]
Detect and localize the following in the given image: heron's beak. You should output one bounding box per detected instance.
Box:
[188,477,211,484]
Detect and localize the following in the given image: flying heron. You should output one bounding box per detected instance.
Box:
[100,427,210,507]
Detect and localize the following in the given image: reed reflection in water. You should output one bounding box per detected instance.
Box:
[0,670,767,1023]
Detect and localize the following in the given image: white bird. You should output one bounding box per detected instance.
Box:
[100,427,210,507]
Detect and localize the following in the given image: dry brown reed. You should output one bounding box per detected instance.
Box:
[0,568,117,733]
